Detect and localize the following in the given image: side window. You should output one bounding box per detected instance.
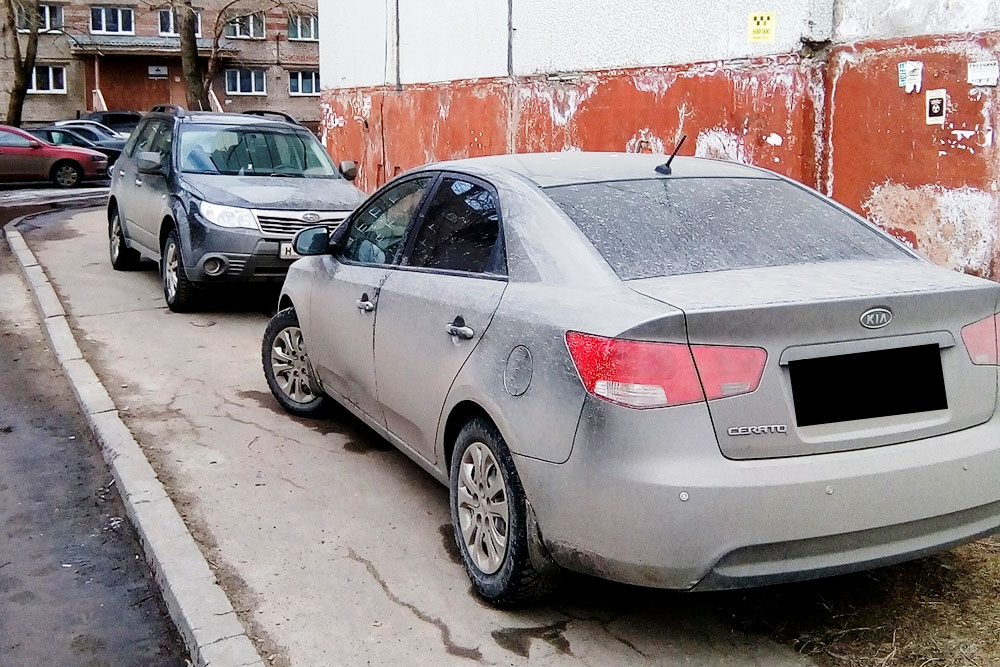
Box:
[125,121,155,157]
[0,130,31,147]
[408,178,504,275]
[149,123,174,163]
[342,177,432,265]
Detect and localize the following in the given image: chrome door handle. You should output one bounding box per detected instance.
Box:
[135,179,143,186]
[119,169,125,176]
[356,298,375,312]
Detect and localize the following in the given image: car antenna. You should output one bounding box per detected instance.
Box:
[655,134,687,175]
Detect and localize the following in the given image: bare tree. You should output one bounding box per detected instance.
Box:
[3,0,40,126]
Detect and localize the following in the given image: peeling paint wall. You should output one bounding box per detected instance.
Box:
[318,1,1000,279]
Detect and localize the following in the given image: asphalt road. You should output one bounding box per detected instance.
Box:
[18,208,812,666]
[0,242,187,665]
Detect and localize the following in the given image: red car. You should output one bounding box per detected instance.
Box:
[0,124,108,187]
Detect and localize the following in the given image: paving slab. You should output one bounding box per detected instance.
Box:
[18,208,814,666]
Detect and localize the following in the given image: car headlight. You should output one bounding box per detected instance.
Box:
[198,201,258,230]
[90,155,106,162]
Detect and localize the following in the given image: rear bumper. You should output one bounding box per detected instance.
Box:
[514,397,1000,590]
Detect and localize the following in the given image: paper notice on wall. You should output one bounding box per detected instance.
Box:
[968,60,999,87]
[897,61,923,94]
[926,89,947,125]
[748,12,775,43]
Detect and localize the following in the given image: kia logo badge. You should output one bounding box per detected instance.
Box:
[302,212,320,223]
[860,307,892,329]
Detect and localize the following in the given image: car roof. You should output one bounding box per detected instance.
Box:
[431,152,776,187]
[147,111,302,128]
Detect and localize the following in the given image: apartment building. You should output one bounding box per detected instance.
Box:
[0,0,321,127]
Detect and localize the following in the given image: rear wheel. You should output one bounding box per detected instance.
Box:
[51,161,82,188]
[449,417,555,607]
[161,229,197,312]
[109,207,140,270]
[262,308,328,417]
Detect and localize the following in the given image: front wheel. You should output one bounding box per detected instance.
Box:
[161,229,197,312]
[262,308,328,417]
[449,417,556,607]
[51,161,82,188]
[109,208,140,270]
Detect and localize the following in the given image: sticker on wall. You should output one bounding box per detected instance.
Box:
[968,60,999,87]
[897,61,923,93]
[748,12,775,43]
[926,89,947,125]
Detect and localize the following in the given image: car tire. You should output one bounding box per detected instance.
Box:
[109,207,140,271]
[262,308,328,417]
[449,417,556,607]
[161,229,197,312]
[51,161,82,188]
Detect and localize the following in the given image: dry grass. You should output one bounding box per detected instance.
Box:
[718,536,1000,666]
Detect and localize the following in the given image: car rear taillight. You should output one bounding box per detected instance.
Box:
[961,314,1000,365]
[565,332,766,409]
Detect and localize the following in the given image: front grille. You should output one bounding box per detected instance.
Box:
[252,209,351,238]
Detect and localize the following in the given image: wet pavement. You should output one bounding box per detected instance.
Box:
[0,230,187,665]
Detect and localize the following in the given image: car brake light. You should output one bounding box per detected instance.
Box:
[565,332,766,409]
[961,314,1000,365]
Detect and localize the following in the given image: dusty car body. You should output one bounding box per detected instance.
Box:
[264,152,1000,604]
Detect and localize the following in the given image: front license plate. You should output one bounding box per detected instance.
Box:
[279,242,299,259]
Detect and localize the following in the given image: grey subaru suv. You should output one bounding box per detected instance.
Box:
[107,106,366,311]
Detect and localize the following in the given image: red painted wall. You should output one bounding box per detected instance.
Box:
[321,32,1000,278]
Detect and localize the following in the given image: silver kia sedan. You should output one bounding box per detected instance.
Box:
[262,152,1000,606]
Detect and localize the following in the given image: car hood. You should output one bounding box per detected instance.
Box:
[180,174,367,211]
[61,145,107,160]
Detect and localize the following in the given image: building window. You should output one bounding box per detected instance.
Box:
[17,4,63,32]
[287,14,317,40]
[159,8,201,36]
[28,65,66,94]
[224,12,264,39]
[90,6,134,34]
[225,68,266,95]
[288,70,319,96]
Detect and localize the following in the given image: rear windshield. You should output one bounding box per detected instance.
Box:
[178,124,339,178]
[544,178,909,280]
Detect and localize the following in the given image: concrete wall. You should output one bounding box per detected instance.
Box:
[318,0,1000,279]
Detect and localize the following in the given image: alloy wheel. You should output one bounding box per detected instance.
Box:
[457,442,509,574]
[270,326,315,404]
[110,215,122,262]
[164,242,179,301]
[55,165,78,187]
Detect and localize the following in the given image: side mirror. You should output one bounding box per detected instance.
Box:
[292,225,332,256]
[137,151,165,174]
[339,160,357,181]
[28,140,41,149]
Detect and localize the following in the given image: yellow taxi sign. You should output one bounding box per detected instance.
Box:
[748,12,775,43]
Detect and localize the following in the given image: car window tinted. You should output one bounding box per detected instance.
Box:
[408,178,504,275]
[342,178,432,265]
[149,123,173,163]
[123,121,148,156]
[127,121,159,157]
[178,125,338,177]
[0,130,31,147]
[544,178,910,280]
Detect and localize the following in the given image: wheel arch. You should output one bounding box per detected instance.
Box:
[49,158,81,181]
[442,400,499,474]
[158,215,176,250]
[107,196,119,222]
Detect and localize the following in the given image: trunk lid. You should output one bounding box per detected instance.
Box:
[626,259,1000,459]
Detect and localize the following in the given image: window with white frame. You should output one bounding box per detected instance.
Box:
[28,65,66,93]
[159,8,201,36]
[17,4,63,32]
[287,14,317,40]
[225,68,266,95]
[288,70,319,96]
[224,12,264,38]
[90,6,134,34]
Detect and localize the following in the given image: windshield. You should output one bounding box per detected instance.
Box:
[544,178,911,280]
[178,125,340,178]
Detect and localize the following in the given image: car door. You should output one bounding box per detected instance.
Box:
[373,175,507,462]
[118,120,168,253]
[308,175,436,423]
[0,129,43,179]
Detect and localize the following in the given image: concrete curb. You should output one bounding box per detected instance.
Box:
[4,215,266,667]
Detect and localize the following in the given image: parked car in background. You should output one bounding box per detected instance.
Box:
[0,124,107,187]
[107,105,365,311]
[53,119,124,140]
[82,110,143,137]
[26,126,124,170]
[262,152,1000,607]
